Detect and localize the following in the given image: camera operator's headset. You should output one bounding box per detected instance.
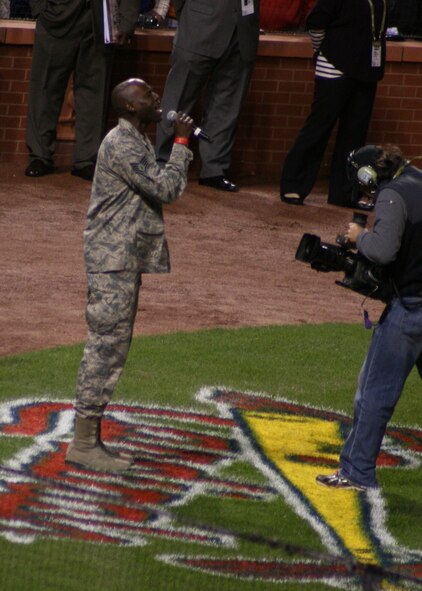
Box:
[347,147,408,195]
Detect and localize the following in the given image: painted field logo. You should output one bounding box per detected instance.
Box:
[0,388,421,588]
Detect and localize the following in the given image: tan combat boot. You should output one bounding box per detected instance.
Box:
[66,415,133,472]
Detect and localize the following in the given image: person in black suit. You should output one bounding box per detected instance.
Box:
[280,0,388,207]
[25,0,139,181]
[155,0,260,192]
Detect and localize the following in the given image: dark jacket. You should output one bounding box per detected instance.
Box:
[306,0,387,82]
[173,0,260,62]
[387,168,422,297]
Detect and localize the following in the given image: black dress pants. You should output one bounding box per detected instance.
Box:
[26,12,112,169]
[280,77,378,206]
[155,36,254,179]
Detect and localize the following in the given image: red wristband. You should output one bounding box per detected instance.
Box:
[174,137,189,146]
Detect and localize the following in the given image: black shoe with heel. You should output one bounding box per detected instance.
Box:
[281,193,304,205]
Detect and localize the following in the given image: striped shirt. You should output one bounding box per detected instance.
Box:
[153,0,170,18]
[309,29,344,79]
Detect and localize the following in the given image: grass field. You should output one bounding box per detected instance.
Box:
[0,324,421,591]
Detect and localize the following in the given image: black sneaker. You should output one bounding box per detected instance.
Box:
[316,471,367,491]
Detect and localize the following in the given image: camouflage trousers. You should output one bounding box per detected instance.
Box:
[75,271,142,418]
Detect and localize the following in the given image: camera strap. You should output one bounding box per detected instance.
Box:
[360,293,380,329]
[362,308,374,329]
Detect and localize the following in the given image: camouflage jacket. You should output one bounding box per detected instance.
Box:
[84,118,192,273]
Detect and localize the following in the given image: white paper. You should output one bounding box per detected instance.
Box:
[241,0,255,17]
[103,0,112,43]
[103,0,120,44]
[372,43,381,68]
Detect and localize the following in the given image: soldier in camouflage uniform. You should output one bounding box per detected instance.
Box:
[66,78,193,472]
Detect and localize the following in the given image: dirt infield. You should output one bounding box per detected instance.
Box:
[0,163,384,357]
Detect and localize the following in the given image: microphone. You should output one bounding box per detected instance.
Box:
[167,110,213,143]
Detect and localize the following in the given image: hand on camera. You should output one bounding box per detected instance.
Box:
[346,222,367,245]
[150,10,165,25]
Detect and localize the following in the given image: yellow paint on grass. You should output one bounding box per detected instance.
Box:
[244,411,379,564]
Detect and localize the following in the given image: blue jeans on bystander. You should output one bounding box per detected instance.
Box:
[339,297,422,487]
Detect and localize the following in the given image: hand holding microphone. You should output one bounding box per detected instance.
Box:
[167,111,213,143]
[171,112,194,144]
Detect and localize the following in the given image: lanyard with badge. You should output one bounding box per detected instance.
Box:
[241,0,255,17]
[368,0,387,68]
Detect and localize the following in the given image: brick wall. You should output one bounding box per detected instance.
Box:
[0,43,32,162]
[2,24,422,178]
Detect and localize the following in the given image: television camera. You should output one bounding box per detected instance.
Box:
[295,213,392,301]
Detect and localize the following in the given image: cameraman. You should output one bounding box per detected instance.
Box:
[317,144,422,491]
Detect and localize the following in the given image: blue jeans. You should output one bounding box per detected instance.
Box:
[340,297,422,487]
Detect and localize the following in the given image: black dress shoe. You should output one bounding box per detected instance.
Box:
[71,163,95,181]
[199,176,239,192]
[25,159,52,177]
